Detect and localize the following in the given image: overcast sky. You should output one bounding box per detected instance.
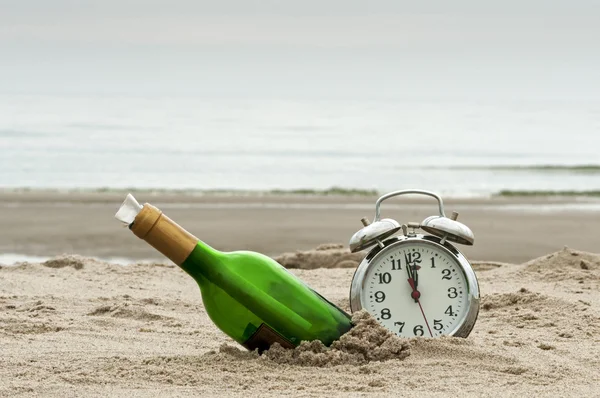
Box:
[1,0,599,99]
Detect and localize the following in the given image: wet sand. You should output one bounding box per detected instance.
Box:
[0,190,599,264]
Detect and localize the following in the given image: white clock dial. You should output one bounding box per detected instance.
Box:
[361,240,469,337]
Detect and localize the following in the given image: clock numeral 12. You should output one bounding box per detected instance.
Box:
[405,252,421,265]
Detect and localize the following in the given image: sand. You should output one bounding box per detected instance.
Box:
[1,191,600,396]
[1,246,599,397]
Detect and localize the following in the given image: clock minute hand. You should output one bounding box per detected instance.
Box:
[413,261,419,290]
[405,253,419,289]
[405,261,421,302]
[406,260,433,337]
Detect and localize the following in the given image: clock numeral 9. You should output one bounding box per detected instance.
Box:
[374,291,386,303]
[380,308,391,320]
[378,272,392,284]
[433,319,443,331]
[447,287,458,299]
[413,325,424,336]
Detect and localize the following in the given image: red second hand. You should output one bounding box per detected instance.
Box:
[416,300,433,337]
[407,277,433,337]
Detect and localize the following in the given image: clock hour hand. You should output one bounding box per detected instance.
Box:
[405,253,419,290]
[405,259,421,302]
[413,261,419,290]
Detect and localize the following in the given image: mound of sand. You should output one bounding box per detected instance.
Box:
[522,246,600,280]
[481,287,550,310]
[471,261,509,271]
[219,310,410,367]
[42,254,91,270]
[274,243,365,269]
[88,303,170,322]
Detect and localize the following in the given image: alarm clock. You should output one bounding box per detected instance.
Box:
[349,189,480,338]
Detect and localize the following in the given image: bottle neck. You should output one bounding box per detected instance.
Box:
[178,240,223,280]
[130,204,199,266]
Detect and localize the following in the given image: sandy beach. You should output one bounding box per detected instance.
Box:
[3,1,600,396]
[1,191,600,396]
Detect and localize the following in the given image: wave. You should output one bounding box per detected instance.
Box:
[495,190,600,197]
[444,165,600,173]
[4,187,600,198]
[0,186,379,197]
[268,187,378,196]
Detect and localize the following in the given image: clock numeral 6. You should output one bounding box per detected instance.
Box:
[413,325,424,336]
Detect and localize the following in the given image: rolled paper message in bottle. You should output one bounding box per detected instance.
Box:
[115,194,353,352]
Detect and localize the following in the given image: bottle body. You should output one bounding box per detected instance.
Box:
[122,199,352,352]
[181,242,352,351]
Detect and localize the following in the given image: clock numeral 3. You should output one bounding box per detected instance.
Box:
[447,287,458,298]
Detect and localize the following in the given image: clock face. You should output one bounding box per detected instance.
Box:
[360,240,471,337]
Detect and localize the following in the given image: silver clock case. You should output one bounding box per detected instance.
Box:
[421,215,475,246]
[348,218,401,253]
[349,234,480,338]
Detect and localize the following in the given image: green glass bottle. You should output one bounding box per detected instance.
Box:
[115,194,353,352]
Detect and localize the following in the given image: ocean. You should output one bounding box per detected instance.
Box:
[1,94,599,197]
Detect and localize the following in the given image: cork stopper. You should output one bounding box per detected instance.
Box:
[115,194,143,225]
[115,194,199,265]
